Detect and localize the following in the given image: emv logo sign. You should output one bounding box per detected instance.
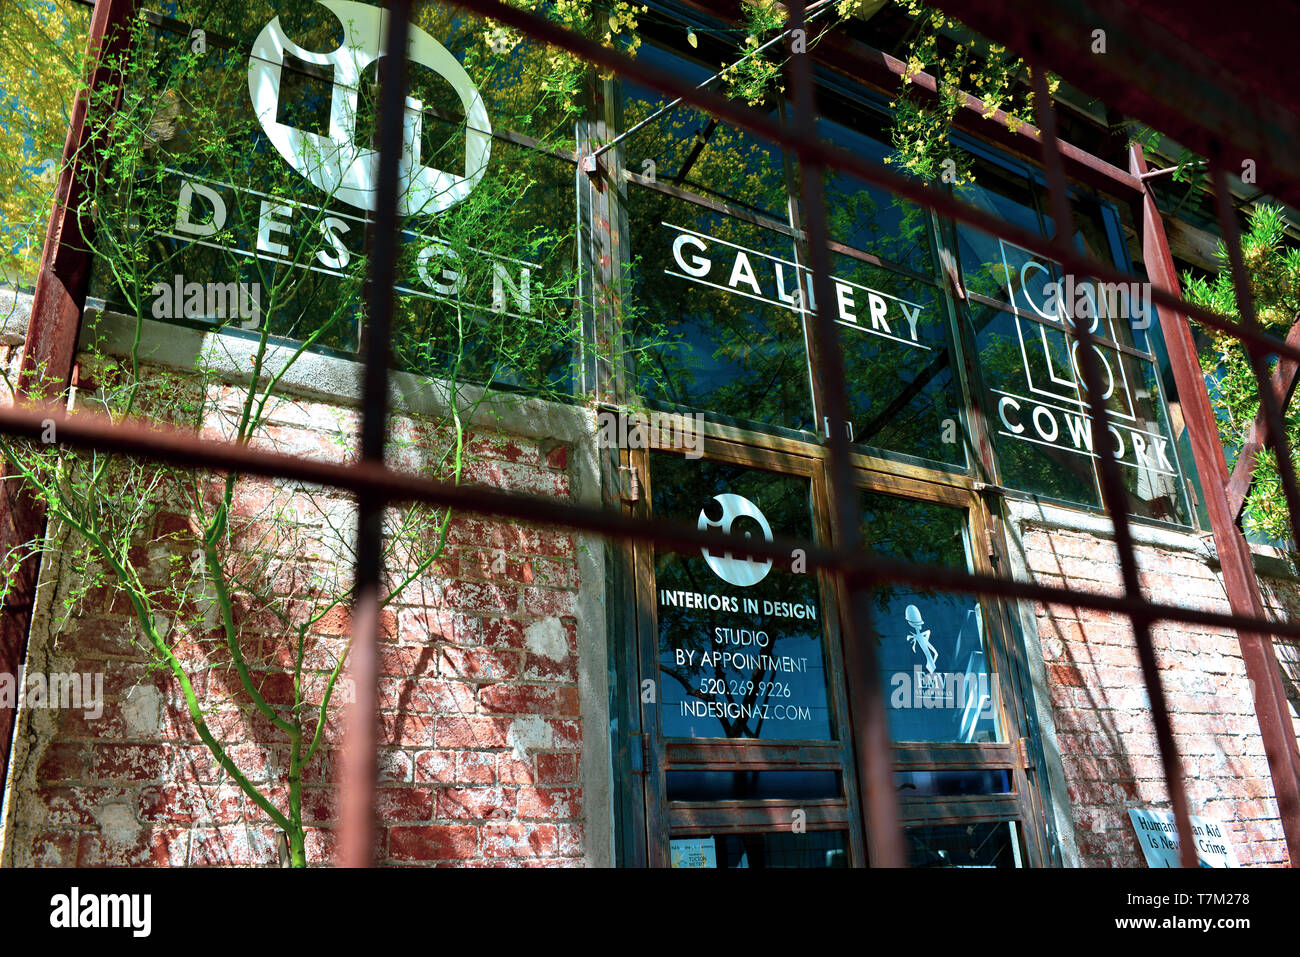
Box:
[248,0,491,215]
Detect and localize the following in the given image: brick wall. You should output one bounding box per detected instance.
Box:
[1020,518,1293,867]
[1257,573,1300,746]
[0,356,601,867]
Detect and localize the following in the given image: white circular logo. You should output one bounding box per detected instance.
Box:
[698,493,773,587]
[248,0,492,216]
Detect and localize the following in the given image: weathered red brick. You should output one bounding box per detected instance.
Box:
[435,717,512,749]
[437,787,515,820]
[455,751,496,785]
[479,684,579,716]
[439,646,522,681]
[1048,663,1085,688]
[389,825,478,861]
[482,822,558,858]
[544,444,567,471]
[536,753,579,785]
[517,786,581,820]
[87,744,169,781]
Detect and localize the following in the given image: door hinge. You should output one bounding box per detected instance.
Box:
[617,463,641,502]
[1016,736,1033,770]
[628,730,649,775]
[984,525,1000,565]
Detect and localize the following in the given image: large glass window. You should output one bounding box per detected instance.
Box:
[951,150,1191,523]
[621,47,970,469]
[628,445,1037,867]
[89,2,578,395]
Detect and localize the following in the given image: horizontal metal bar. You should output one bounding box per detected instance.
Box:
[665,741,845,768]
[669,800,849,833]
[893,744,1019,769]
[4,399,1300,646]
[896,794,1021,825]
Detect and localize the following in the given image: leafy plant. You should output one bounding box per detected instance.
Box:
[1182,204,1300,543]
[0,0,90,285]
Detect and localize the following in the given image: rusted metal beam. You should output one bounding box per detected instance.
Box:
[1131,144,1300,863]
[1225,311,1300,522]
[0,0,136,798]
[787,0,905,869]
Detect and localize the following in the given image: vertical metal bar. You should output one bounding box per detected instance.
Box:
[786,0,905,868]
[1207,159,1300,859]
[1029,66,1197,866]
[0,0,137,800]
[339,0,413,869]
[1131,143,1300,863]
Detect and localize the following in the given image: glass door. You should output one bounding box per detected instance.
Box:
[621,441,1049,867]
[630,441,863,867]
[853,469,1046,867]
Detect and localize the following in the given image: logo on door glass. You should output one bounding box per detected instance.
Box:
[248,0,492,215]
[698,494,773,587]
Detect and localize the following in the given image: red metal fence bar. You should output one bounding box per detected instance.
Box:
[673,0,1146,200]
[1206,159,1300,854]
[785,0,904,869]
[0,0,137,793]
[4,401,1300,650]
[338,0,417,869]
[936,0,1300,216]
[1030,62,1197,865]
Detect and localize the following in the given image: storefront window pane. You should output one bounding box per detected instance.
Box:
[629,203,814,432]
[89,3,577,395]
[834,256,966,466]
[652,453,834,741]
[974,237,1187,522]
[860,492,1002,743]
[666,770,841,802]
[953,154,1188,522]
[817,102,934,275]
[896,769,1012,796]
[621,44,791,219]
